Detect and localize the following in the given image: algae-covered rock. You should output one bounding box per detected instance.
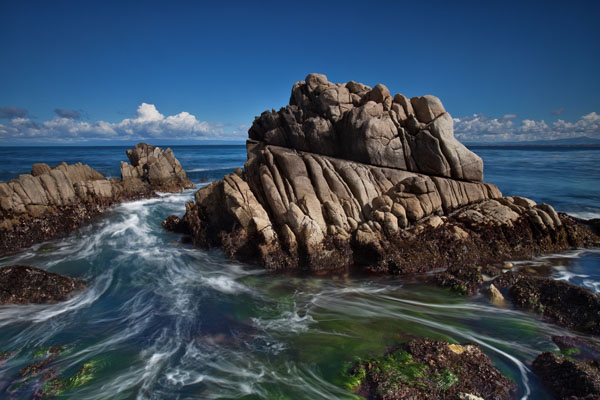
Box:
[345,338,516,399]
[493,271,600,335]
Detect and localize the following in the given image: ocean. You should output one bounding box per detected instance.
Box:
[0,144,599,399]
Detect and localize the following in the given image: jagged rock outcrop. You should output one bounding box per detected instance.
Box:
[249,73,483,181]
[0,265,86,304]
[170,74,599,274]
[0,143,192,254]
[120,143,192,192]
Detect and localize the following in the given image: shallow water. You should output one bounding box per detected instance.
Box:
[0,145,599,399]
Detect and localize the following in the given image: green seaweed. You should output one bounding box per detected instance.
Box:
[559,347,581,359]
[41,359,99,397]
[343,362,366,391]
[345,350,463,397]
[433,368,458,391]
[38,245,59,254]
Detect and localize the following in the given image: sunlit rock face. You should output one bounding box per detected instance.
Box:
[171,74,599,273]
[249,73,483,181]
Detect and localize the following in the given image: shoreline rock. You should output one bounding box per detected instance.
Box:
[0,143,192,254]
[0,265,86,304]
[493,271,600,335]
[345,338,517,400]
[167,74,599,275]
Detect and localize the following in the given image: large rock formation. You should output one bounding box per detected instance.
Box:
[0,143,192,254]
[170,74,599,274]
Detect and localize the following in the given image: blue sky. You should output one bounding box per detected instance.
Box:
[1,0,599,144]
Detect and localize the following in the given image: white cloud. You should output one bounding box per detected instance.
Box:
[454,112,600,142]
[0,103,243,142]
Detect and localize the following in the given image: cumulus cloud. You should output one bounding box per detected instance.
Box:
[454,111,600,142]
[0,106,28,119]
[54,108,81,119]
[0,103,243,143]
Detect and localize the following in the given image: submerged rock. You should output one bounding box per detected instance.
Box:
[532,352,600,399]
[0,265,86,304]
[493,271,600,335]
[552,336,600,362]
[346,338,516,400]
[0,143,192,254]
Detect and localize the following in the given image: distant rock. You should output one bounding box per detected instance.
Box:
[0,143,192,254]
[121,143,193,192]
[0,265,85,304]
[171,74,599,274]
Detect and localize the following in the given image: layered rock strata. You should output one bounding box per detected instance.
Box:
[0,143,192,254]
[172,74,599,274]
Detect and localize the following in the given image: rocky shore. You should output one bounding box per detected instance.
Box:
[2,75,599,398]
[163,73,600,398]
[0,143,192,254]
[346,338,517,400]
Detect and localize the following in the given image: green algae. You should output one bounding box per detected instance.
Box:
[38,245,59,254]
[40,359,99,397]
[559,347,581,359]
[433,368,459,391]
[345,349,463,397]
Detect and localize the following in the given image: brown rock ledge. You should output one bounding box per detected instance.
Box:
[0,143,192,254]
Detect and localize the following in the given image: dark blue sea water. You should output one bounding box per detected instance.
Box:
[0,145,598,399]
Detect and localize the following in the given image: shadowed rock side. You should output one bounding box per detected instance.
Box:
[0,265,86,304]
[532,352,600,400]
[493,271,600,335]
[346,338,516,400]
[171,74,599,274]
[0,143,192,254]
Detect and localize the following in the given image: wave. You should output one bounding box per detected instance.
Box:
[0,271,112,330]
[187,165,242,172]
[566,211,600,220]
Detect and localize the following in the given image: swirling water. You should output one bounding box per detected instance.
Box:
[0,145,599,399]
